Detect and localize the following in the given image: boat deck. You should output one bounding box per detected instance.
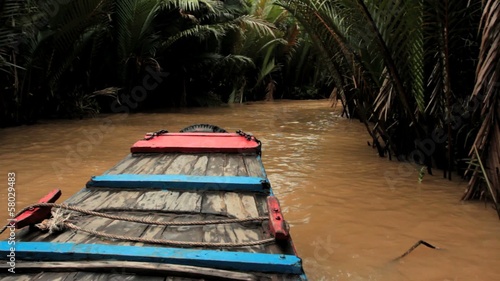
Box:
[2,151,303,280]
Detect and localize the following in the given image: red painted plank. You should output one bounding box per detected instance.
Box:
[131,133,260,153]
[15,189,62,229]
[266,196,289,241]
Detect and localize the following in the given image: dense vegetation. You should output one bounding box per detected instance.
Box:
[0,0,330,125]
[1,0,498,206]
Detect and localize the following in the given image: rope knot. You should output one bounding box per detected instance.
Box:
[36,208,71,234]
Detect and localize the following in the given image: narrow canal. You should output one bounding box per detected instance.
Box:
[1,100,499,280]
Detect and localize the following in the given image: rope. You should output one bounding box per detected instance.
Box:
[35,208,70,233]
[1,203,274,248]
[236,130,262,154]
[64,222,275,248]
[0,203,268,235]
[143,129,169,140]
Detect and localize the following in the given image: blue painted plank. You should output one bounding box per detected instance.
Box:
[87,174,271,193]
[0,242,303,274]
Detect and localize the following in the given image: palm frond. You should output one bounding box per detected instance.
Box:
[235,15,276,37]
[464,0,500,202]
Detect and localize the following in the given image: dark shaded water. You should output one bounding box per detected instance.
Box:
[1,100,499,280]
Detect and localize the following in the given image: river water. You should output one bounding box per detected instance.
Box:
[1,100,499,280]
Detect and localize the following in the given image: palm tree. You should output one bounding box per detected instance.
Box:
[463,0,500,210]
[276,0,500,205]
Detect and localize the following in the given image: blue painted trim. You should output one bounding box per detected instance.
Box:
[0,242,303,274]
[87,174,270,193]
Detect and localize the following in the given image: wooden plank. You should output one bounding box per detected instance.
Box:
[98,191,143,209]
[131,133,260,154]
[224,155,242,176]
[201,192,226,215]
[229,225,262,253]
[203,224,228,244]
[164,155,197,174]
[241,195,259,218]
[160,214,204,243]
[85,213,152,246]
[235,155,249,176]
[133,190,170,210]
[168,192,201,212]
[68,217,115,243]
[254,194,269,216]
[64,190,113,220]
[0,274,38,281]
[74,190,112,210]
[63,189,92,205]
[150,154,178,174]
[225,193,258,219]
[205,154,225,176]
[162,191,180,210]
[140,214,173,241]
[88,175,268,192]
[124,155,158,174]
[0,241,304,274]
[243,156,264,178]
[103,154,137,175]
[0,261,256,280]
[190,155,208,176]
[71,272,109,281]
[202,223,263,253]
[46,214,103,243]
[32,272,70,281]
[179,155,199,175]
[133,155,164,174]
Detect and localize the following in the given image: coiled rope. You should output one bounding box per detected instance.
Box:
[0,203,274,248]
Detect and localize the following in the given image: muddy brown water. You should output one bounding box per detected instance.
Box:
[1,100,499,280]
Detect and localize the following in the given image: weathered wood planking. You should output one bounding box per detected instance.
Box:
[159,214,205,243]
[168,192,202,212]
[201,192,226,215]
[105,153,264,178]
[0,261,259,280]
[75,190,113,210]
[191,155,209,175]
[85,213,153,246]
[225,193,259,219]
[0,274,38,281]
[0,272,298,281]
[102,154,137,175]
[205,154,225,176]
[133,191,170,210]
[242,155,264,178]
[99,191,143,209]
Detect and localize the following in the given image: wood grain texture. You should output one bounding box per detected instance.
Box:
[191,155,209,176]
[224,193,258,219]
[133,191,169,210]
[201,192,226,215]
[103,154,137,175]
[168,192,201,212]
[242,156,264,178]
[0,274,38,281]
[0,261,257,280]
[205,155,225,176]
[99,191,143,209]
[75,190,112,210]
[104,153,264,178]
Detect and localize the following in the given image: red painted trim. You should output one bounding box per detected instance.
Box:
[15,189,62,229]
[266,196,289,241]
[131,133,260,153]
